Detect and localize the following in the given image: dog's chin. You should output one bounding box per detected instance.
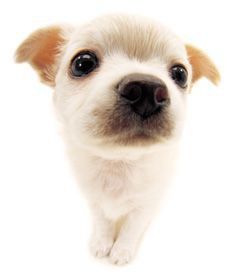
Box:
[87,104,175,144]
[74,127,175,160]
[72,106,176,159]
[79,138,160,160]
[104,130,167,147]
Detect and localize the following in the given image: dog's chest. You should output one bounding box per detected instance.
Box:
[71,147,177,219]
[81,156,165,219]
[94,160,134,190]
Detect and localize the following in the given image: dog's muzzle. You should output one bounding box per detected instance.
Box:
[117,73,170,119]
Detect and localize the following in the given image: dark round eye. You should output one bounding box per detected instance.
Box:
[71,51,99,77]
[170,65,188,88]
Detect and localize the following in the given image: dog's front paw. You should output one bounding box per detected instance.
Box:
[90,236,114,258]
[109,243,135,265]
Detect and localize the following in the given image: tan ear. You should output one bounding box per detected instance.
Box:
[185,44,220,85]
[15,26,68,86]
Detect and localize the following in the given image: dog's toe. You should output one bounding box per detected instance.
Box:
[109,244,135,265]
[90,237,114,258]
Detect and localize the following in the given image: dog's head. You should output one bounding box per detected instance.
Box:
[15,15,220,157]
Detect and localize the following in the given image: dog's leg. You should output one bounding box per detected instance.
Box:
[109,207,152,265]
[89,206,116,258]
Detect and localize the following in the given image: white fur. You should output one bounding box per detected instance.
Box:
[50,15,192,265]
[18,14,196,265]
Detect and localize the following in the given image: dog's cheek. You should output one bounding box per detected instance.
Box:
[54,71,92,120]
[168,86,187,138]
[64,90,114,145]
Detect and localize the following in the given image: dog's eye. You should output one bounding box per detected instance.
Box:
[170,65,188,88]
[71,51,99,77]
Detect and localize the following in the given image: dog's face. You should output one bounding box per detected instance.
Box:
[16,15,220,156]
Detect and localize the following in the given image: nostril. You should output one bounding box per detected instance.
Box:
[121,84,142,103]
[154,87,168,104]
[118,74,169,118]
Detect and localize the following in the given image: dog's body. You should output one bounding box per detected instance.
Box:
[16,15,219,265]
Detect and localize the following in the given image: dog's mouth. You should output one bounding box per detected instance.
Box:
[88,103,174,146]
[117,114,173,146]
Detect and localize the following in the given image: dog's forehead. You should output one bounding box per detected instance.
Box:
[69,15,187,62]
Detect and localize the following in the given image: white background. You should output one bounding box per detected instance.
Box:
[0,0,236,279]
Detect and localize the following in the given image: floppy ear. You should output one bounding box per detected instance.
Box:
[15,25,69,86]
[185,44,220,85]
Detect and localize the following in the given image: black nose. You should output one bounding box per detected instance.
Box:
[118,74,169,118]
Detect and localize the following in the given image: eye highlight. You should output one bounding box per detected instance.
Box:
[170,65,188,88]
[70,50,99,77]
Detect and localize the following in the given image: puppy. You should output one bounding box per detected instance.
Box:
[15,14,220,265]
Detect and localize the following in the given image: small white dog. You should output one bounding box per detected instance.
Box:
[15,14,220,265]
